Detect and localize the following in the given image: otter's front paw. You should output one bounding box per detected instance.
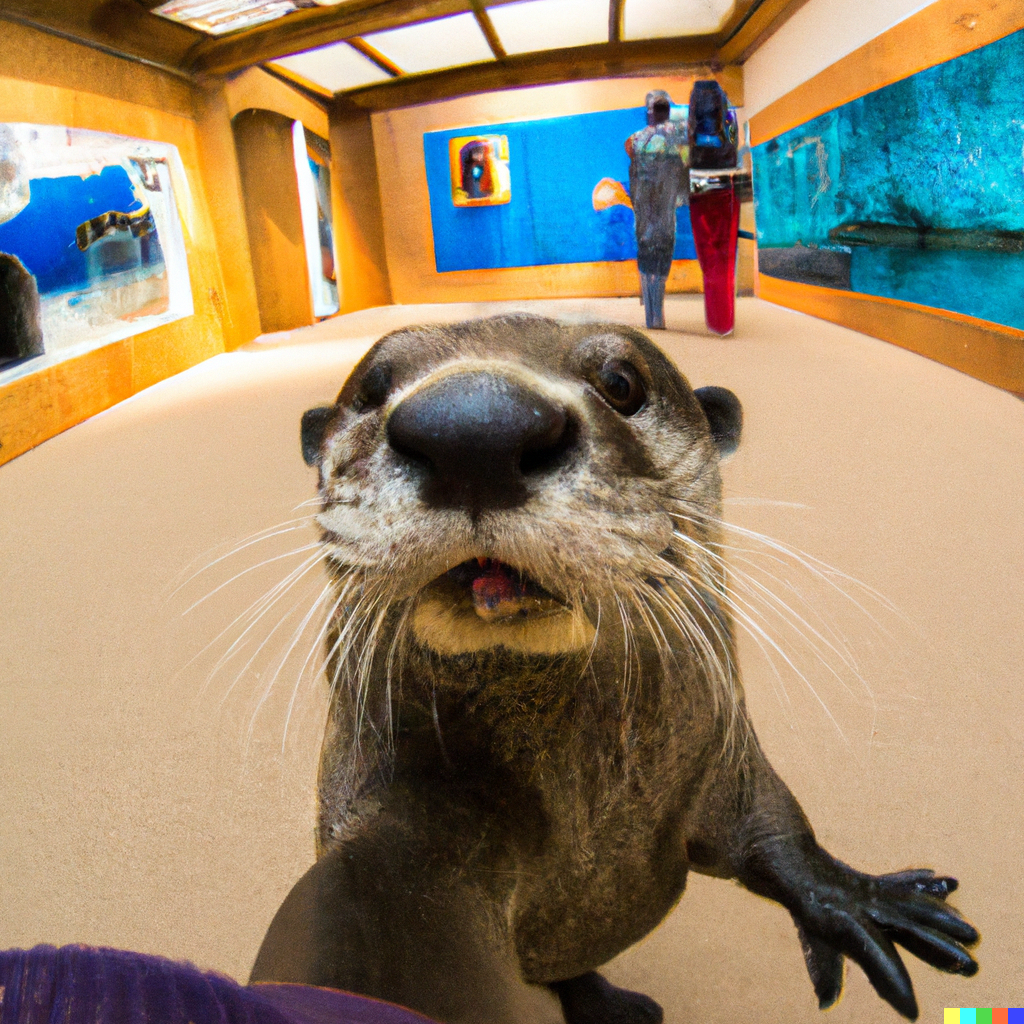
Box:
[789,857,978,1020]
[550,972,663,1024]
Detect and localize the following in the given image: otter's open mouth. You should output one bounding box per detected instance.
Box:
[412,558,593,655]
[437,558,565,623]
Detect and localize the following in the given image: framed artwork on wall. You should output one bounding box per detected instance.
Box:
[448,135,511,208]
[0,124,193,383]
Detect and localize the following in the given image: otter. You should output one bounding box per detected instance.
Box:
[250,314,977,1024]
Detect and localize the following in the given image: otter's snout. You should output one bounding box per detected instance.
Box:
[386,371,573,512]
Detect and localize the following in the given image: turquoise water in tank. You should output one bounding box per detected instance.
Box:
[751,27,1024,330]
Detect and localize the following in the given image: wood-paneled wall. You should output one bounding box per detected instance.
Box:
[0,24,340,466]
[0,23,230,466]
[232,108,315,334]
[330,105,393,314]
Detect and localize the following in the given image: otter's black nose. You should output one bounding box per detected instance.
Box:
[386,372,571,511]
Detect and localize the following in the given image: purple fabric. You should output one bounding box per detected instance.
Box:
[0,946,440,1024]
[253,983,440,1024]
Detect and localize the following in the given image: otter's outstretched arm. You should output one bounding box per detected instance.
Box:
[687,752,979,1021]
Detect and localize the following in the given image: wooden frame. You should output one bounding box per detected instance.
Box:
[715,0,813,63]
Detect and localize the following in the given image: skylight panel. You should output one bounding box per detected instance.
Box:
[154,0,345,36]
[486,0,609,54]
[622,0,737,40]
[154,0,298,35]
[362,13,496,74]
[271,40,394,91]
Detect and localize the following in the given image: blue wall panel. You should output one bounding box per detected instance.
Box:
[424,108,696,273]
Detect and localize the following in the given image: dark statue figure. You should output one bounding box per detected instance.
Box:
[625,91,689,330]
[0,251,43,368]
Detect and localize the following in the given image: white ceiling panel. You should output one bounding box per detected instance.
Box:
[271,40,393,91]
[623,0,737,40]
[362,12,496,74]
[487,0,609,54]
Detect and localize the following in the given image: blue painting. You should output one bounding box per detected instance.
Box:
[0,125,193,379]
[423,107,697,273]
[751,27,1024,331]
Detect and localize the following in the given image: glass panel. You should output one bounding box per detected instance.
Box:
[486,0,609,54]
[622,0,737,40]
[362,13,495,74]
[271,41,393,92]
[0,124,192,384]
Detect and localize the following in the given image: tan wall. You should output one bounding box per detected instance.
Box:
[192,68,329,348]
[370,70,754,304]
[742,0,938,118]
[223,67,329,138]
[192,79,263,352]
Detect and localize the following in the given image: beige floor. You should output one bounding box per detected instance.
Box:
[2,295,1022,1021]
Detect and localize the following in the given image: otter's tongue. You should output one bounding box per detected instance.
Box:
[472,559,526,621]
[457,558,556,623]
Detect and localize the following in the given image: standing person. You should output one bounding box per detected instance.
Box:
[687,79,741,336]
[625,90,689,330]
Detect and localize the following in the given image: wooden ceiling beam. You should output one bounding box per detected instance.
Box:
[713,0,813,64]
[707,0,762,49]
[2,0,797,110]
[471,0,506,60]
[347,35,404,74]
[607,0,624,44]
[337,36,721,111]
[258,61,336,104]
[187,0,528,76]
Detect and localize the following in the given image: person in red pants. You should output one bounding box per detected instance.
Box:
[687,80,742,336]
[625,90,689,330]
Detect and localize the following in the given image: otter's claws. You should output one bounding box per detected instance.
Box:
[787,856,979,1020]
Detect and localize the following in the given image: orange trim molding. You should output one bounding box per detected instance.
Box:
[756,274,1024,394]
[0,343,133,468]
[0,313,224,468]
[749,0,1024,146]
[389,259,710,305]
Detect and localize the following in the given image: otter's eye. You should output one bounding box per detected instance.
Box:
[353,363,392,412]
[594,359,646,416]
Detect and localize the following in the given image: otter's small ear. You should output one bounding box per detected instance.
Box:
[693,386,742,457]
[301,406,334,466]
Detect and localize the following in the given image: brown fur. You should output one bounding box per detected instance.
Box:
[252,315,977,1024]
